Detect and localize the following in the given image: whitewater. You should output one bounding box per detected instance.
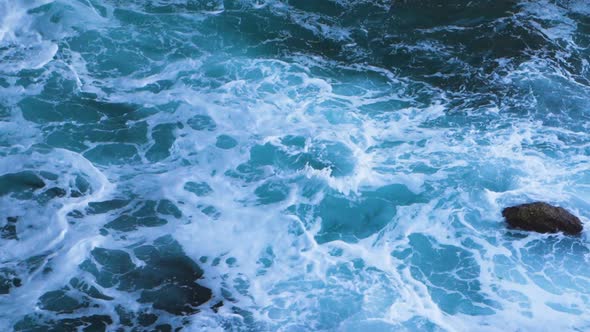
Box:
[0,0,589,331]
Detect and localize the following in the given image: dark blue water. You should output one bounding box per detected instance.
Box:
[0,0,589,331]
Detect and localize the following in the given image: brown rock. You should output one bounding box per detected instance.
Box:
[502,202,583,235]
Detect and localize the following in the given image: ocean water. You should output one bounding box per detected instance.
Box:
[0,0,589,331]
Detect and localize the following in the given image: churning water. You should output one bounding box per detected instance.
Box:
[0,0,589,331]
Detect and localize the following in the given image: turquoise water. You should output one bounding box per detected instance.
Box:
[0,0,589,331]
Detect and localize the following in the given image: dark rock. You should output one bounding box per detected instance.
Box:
[502,202,583,235]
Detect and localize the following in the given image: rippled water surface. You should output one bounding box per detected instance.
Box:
[1,0,590,331]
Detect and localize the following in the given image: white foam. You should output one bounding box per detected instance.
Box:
[0,148,112,327]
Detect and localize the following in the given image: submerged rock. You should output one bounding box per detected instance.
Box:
[502,202,583,235]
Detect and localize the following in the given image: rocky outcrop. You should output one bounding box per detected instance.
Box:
[502,202,583,235]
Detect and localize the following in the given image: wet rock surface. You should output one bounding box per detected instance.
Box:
[502,202,583,235]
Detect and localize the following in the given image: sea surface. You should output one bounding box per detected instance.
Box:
[0,0,589,331]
